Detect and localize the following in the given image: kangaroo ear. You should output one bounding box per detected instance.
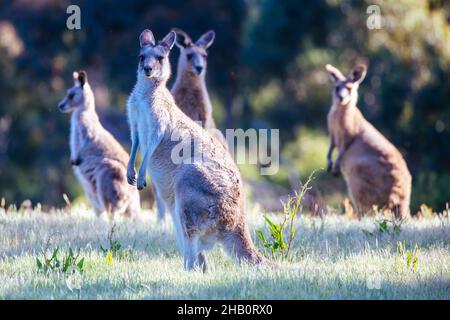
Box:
[159,31,176,52]
[348,64,367,84]
[172,28,192,49]
[72,71,79,85]
[325,64,345,83]
[196,30,215,49]
[140,29,155,48]
[77,70,87,87]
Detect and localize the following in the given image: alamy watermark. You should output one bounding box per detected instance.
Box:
[66,5,81,30]
[367,5,382,30]
[170,123,280,176]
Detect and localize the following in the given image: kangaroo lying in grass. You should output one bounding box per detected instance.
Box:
[126,30,265,271]
[325,64,411,218]
[58,71,140,217]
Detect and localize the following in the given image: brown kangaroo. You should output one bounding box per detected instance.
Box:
[325,64,412,218]
[171,28,227,147]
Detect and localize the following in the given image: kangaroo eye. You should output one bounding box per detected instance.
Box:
[202,54,208,59]
[186,53,193,60]
[139,55,144,62]
[68,93,74,100]
[156,55,164,62]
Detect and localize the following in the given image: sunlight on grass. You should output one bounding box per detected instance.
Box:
[0,205,449,299]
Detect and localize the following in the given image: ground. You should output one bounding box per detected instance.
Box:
[0,205,449,299]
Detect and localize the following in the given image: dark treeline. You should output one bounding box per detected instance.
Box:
[0,0,449,211]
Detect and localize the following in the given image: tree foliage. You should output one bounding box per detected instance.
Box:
[0,0,448,210]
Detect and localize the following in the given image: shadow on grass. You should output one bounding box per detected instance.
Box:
[7,270,449,300]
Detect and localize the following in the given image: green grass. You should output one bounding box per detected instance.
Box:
[0,205,449,299]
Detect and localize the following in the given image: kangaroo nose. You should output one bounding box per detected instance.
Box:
[144,66,152,73]
[195,66,203,74]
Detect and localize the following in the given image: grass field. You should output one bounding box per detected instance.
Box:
[0,204,449,299]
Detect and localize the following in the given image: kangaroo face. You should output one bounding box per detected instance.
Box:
[326,64,367,106]
[181,45,208,76]
[58,71,87,113]
[138,30,176,81]
[173,28,215,76]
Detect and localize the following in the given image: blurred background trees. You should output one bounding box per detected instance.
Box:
[0,0,449,212]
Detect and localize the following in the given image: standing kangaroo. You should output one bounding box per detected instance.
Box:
[325,64,411,218]
[126,30,265,271]
[144,28,226,221]
[58,71,140,217]
[170,29,219,129]
[171,28,227,146]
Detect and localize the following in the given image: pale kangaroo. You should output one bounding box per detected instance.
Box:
[126,30,265,271]
[325,64,411,218]
[142,27,226,221]
[58,71,140,217]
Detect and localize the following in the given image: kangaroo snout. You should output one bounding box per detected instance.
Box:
[58,101,69,113]
[337,94,346,103]
[143,65,153,76]
[194,65,203,75]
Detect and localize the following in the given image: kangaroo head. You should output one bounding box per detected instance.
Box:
[137,29,175,81]
[325,64,367,106]
[57,70,89,113]
[172,28,215,76]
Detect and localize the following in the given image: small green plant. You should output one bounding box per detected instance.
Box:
[99,224,132,263]
[258,172,316,260]
[36,236,84,274]
[364,216,405,236]
[376,219,389,233]
[257,215,288,259]
[396,241,420,272]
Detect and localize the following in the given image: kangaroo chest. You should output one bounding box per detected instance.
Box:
[173,86,212,127]
[133,93,169,162]
[327,107,359,149]
[69,119,80,159]
[70,112,88,159]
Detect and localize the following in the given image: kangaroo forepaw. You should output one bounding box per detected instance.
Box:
[326,160,333,173]
[331,164,341,177]
[127,169,137,186]
[137,175,147,190]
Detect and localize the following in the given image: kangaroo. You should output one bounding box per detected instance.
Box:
[126,30,265,271]
[325,64,412,218]
[144,28,227,221]
[171,28,226,145]
[58,71,140,217]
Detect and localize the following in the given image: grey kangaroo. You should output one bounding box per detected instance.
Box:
[143,28,226,221]
[126,30,266,271]
[58,71,140,217]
